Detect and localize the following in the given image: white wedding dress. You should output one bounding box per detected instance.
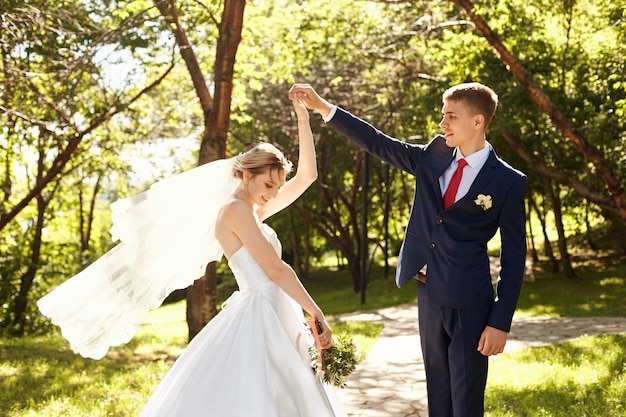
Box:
[139,223,345,417]
[37,158,345,416]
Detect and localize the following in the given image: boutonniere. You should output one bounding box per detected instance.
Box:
[474,194,492,211]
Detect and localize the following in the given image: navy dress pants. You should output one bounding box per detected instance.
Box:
[417,282,490,417]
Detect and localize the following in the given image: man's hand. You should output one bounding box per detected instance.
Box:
[288,84,333,119]
[477,326,508,356]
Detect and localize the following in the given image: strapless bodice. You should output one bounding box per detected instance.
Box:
[227,224,281,291]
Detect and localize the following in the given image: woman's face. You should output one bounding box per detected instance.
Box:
[244,168,285,207]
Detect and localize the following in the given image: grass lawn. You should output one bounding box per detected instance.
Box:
[486,334,626,416]
[1,258,625,416]
[488,256,626,416]
[515,257,626,318]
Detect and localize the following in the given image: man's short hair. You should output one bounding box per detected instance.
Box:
[443,83,499,126]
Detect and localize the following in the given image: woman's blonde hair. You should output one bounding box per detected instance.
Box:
[232,143,293,182]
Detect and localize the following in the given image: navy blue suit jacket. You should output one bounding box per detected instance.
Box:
[329,107,527,332]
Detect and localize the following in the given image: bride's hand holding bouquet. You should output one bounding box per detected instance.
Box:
[309,318,361,388]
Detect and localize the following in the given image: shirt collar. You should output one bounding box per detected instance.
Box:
[453,141,491,169]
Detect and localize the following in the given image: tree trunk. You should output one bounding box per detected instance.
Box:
[583,200,598,251]
[543,178,577,279]
[11,193,46,335]
[79,174,102,253]
[156,0,245,340]
[450,0,626,224]
[525,193,538,263]
[529,192,559,273]
[583,161,598,251]
[186,262,218,342]
[11,145,58,334]
[199,0,244,164]
[608,214,626,255]
[382,165,391,279]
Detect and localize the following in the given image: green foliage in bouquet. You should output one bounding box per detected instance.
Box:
[310,334,361,388]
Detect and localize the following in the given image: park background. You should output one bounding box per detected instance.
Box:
[1,0,625,415]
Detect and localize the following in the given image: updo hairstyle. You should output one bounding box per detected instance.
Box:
[232,143,293,183]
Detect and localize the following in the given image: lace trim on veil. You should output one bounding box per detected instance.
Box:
[37,158,240,359]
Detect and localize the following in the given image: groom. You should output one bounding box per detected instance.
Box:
[290,82,527,417]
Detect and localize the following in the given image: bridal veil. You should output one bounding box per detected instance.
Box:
[38,157,240,359]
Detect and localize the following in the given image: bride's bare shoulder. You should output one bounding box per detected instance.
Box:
[216,199,250,256]
[217,198,254,226]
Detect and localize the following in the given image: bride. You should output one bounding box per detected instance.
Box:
[38,98,345,416]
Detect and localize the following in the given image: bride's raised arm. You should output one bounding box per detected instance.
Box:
[257,98,317,221]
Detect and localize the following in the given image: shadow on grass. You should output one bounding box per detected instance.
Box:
[0,332,179,413]
[1,318,382,415]
[486,334,626,416]
[516,261,626,317]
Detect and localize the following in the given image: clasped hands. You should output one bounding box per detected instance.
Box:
[288,84,333,119]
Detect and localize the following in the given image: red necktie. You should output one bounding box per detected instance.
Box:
[443,159,468,209]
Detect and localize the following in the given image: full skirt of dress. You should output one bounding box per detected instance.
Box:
[139,243,345,417]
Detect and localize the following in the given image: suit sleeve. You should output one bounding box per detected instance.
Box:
[328,107,422,175]
[487,173,528,332]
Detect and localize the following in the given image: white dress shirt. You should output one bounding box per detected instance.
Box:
[440,144,491,204]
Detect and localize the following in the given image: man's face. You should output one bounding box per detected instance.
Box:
[439,99,481,149]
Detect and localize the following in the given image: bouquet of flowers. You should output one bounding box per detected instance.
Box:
[308,319,361,388]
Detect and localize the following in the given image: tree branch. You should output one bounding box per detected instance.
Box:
[501,131,615,212]
[448,0,626,223]
[0,61,174,230]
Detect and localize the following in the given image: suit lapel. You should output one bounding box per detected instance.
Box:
[431,154,454,200]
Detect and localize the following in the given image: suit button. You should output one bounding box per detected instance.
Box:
[436,218,443,224]
[430,243,436,248]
